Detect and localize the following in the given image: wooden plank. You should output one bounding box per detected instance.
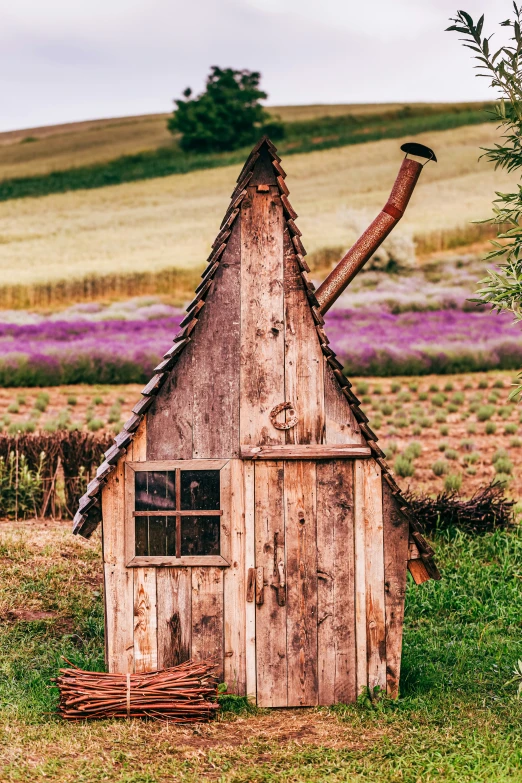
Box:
[128,418,147,461]
[239,183,285,446]
[324,362,364,445]
[244,461,256,701]
[124,463,135,567]
[192,217,241,458]
[240,444,371,460]
[316,460,356,705]
[133,567,158,672]
[146,335,194,459]
[128,459,228,471]
[353,459,367,695]
[223,459,247,695]
[133,511,223,518]
[126,556,229,567]
[191,567,224,681]
[254,460,287,707]
[408,559,431,585]
[362,460,386,694]
[382,482,409,698]
[156,568,192,669]
[248,144,277,186]
[285,460,318,706]
[103,460,134,673]
[283,227,325,444]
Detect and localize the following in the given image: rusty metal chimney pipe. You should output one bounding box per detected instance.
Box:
[315,143,437,315]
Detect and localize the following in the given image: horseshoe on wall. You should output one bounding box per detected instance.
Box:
[269,401,299,431]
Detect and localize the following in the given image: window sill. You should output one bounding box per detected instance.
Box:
[126,555,230,568]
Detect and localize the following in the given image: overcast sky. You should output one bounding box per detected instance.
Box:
[0,0,510,132]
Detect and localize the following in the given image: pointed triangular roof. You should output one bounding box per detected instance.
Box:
[73,137,439,581]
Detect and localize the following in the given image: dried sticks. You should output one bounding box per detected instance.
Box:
[56,659,219,722]
[405,482,516,536]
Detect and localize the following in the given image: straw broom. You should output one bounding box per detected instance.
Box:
[55,659,219,722]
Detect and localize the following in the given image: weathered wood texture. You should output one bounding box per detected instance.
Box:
[224,459,247,695]
[147,332,194,459]
[316,461,356,704]
[156,568,191,669]
[324,362,364,445]
[354,460,367,695]
[191,567,225,681]
[283,227,325,444]
[382,483,409,698]
[240,184,285,446]
[147,217,241,460]
[240,444,371,460]
[103,460,134,674]
[133,568,158,672]
[254,461,287,707]
[408,559,431,585]
[244,461,257,701]
[192,219,241,458]
[249,146,278,187]
[285,461,318,706]
[128,418,147,461]
[362,460,386,694]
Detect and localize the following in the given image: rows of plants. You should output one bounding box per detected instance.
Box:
[0,389,130,435]
[355,373,522,496]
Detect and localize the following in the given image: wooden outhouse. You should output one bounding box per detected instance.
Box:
[74,137,439,707]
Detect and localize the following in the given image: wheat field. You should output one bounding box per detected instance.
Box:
[0,122,514,288]
[0,102,480,181]
[0,104,382,179]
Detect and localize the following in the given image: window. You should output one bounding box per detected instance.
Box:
[125,460,229,567]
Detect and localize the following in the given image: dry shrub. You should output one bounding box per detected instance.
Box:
[405,483,516,535]
[0,431,111,518]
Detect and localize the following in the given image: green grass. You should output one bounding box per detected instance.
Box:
[3,522,522,780]
[0,103,494,202]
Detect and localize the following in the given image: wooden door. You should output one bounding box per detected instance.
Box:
[254,459,357,707]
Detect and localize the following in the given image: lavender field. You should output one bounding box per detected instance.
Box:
[0,289,519,385]
[0,313,182,386]
[326,307,522,376]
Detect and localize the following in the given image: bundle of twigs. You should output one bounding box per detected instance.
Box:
[56,659,219,722]
[405,482,516,536]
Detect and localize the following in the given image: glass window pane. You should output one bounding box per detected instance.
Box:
[180,470,220,511]
[135,471,176,511]
[135,516,148,556]
[135,516,176,556]
[149,516,167,556]
[181,516,220,556]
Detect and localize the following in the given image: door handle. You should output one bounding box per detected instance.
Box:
[255,566,265,606]
[276,559,286,607]
[271,530,286,607]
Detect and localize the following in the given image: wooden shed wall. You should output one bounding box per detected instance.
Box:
[100,143,410,702]
[102,445,409,701]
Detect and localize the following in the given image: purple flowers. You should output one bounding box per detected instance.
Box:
[0,304,519,386]
[0,316,182,386]
[325,308,522,376]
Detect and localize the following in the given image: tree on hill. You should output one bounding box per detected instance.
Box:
[168,66,283,153]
